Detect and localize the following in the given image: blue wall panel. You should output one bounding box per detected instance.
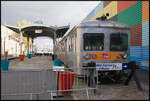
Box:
[140,66,149,71]
[130,56,142,65]
[130,46,142,58]
[94,2,103,15]
[130,46,149,71]
[130,46,142,66]
[142,46,149,61]
[87,10,95,20]
[142,21,149,46]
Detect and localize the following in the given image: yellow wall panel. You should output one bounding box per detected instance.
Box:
[91,1,117,20]
[142,1,149,22]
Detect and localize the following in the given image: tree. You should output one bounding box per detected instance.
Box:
[16,20,31,27]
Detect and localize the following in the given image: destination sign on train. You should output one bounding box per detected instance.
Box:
[96,63,122,71]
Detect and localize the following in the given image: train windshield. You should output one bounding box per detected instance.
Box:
[110,33,128,51]
[83,33,104,51]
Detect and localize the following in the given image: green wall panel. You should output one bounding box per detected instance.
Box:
[117,1,142,26]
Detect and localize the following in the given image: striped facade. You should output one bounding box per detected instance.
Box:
[82,1,149,71]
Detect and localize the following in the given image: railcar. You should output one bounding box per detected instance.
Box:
[56,16,130,82]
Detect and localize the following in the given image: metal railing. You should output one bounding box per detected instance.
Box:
[1,67,99,100]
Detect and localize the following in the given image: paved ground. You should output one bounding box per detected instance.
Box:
[1,56,149,100]
[9,56,53,70]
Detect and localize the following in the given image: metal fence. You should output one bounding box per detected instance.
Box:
[1,67,99,100]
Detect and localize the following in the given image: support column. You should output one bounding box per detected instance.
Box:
[31,38,34,54]
[53,31,56,57]
[27,37,29,54]
[4,37,6,60]
[19,28,23,54]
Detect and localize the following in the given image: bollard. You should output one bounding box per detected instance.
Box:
[19,54,25,61]
[1,60,10,71]
[27,54,32,59]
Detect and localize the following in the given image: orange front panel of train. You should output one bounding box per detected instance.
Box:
[88,52,124,60]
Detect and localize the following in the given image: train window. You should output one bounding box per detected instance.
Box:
[110,33,128,51]
[83,33,104,51]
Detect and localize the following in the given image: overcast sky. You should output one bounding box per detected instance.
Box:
[1,1,100,51]
[1,1,100,26]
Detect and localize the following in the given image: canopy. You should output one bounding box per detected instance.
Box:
[6,24,69,39]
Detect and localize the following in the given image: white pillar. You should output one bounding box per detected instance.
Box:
[19,28,23,54]
[53,31,56,56]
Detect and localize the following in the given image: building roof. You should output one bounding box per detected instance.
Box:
[5,24,69,39]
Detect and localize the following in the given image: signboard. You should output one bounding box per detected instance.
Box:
[96,63,122,71]
[53,66,64,71]
[35,29,43,33]
[96,63,128,71]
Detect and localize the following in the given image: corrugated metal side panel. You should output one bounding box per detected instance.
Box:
[130,24,142,46]
[142,46,149,61]
[142,1,149,22]
[92,1,117,20]
[142,21,149,46]
[103,1,112,8]
[117,1,138,13]
[117,1,142,26]
[93,2,103,16]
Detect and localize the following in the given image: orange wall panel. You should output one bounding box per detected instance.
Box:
[142,1,149,22]
[118,1,138,13]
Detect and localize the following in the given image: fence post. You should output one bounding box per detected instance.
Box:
[86,88,89,100]
[36,94,39,100]
[30,93,33,100]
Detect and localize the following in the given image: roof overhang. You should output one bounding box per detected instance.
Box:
[5,24,69,39]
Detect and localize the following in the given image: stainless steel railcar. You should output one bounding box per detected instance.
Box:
[56,19,130,81]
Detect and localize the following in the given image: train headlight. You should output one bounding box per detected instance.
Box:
[117,54,121,59]
[117,53,128,59]
[92,54,97,59]
[122,53,128,59]
[84,53,91,59]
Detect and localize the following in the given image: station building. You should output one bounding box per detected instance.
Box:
[82,1,149,71]
[1,25,24,59]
